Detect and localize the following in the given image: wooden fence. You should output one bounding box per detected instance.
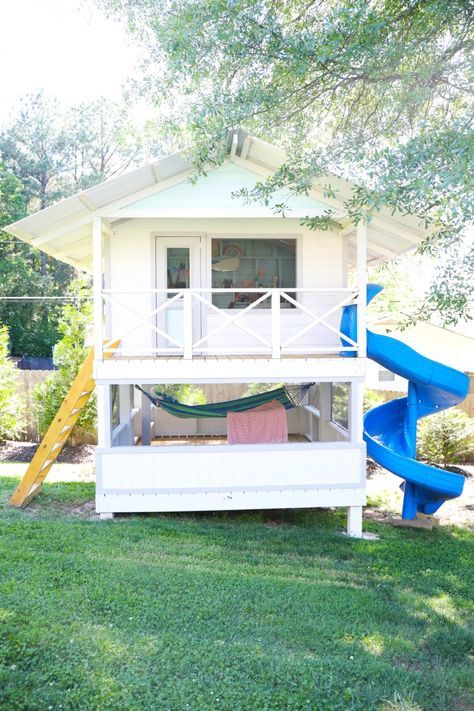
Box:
[14,369,97,444]
[459,372,474,418]
[15,369,51,442]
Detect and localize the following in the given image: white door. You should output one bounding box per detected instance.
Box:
[155,237,202,354]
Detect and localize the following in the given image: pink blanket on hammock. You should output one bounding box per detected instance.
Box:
[227,400,288,444]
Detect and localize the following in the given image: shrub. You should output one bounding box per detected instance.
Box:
[32,280,96,443]
[418,410,474,468]
[0,325,25,442]
[155,383,206,404]
[243,383,283,396]
[364,388,386,413]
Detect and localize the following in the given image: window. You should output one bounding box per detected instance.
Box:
[111,385,120,428]
[331,382,349,430]
[211,238,296,308]
[378,369,395,382]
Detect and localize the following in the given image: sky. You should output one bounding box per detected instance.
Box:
[0,0,471,331]
[0,0,142,125]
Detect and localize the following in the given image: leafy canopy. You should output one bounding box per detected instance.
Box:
[32,280,97,443]
[0,91,158,356]
[0,160,70,355]
[99,0,474,322]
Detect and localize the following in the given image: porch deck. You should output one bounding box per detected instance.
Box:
[94,353,366,383]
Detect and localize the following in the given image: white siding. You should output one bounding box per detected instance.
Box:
[107,218,346,355]
[122,163,330,215]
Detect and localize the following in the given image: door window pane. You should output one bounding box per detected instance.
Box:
[167,248,190,290]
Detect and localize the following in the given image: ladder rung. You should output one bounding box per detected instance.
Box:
[64,411,84,423]
[36,467,54,484]
[21,482,43,508]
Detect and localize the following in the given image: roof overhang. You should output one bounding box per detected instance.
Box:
[4,129,431,272]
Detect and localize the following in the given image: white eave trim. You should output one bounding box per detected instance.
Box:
[102,207,327,219]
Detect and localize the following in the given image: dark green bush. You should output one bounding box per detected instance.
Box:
[0,325,25,441]
[418,410,474,468]
[32,280,96,443]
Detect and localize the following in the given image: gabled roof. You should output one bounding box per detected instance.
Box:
[5,129,430,271]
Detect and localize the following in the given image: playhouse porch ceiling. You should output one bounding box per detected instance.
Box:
[5,129,430,272]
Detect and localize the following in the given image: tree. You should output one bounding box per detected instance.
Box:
[0,161,24,225]
[0,92,154,355]
[0,91,150,205]
[0,92,70,212]
[64,97,145,191]
[0,91,76,348]
[32,279,96,443]
[0,326,25,442]
[0,161,72,356]
[98,0,474,323]
[367,253,430,319]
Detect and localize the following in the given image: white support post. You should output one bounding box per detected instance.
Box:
[103,229,112,341]
[93,215,103,361]
[271,290,281,359]
[141,387,152,446]
[356,219,367,358]
[318,382,332,443]
[183,291,193,360]
[347,506,363,538]
[96,383,112,448]
[349,380,364,443]
[307,410,315,442]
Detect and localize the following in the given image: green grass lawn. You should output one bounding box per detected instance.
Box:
[0,475,473,711]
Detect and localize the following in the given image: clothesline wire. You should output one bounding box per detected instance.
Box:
[0,296,90,301]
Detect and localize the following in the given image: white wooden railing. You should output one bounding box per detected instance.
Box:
[98,287,359,360]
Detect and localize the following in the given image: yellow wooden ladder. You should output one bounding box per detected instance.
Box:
[10,341,119,508]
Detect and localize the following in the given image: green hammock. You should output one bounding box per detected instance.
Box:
[135,383,313,419]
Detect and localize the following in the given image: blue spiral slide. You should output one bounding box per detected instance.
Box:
[341,285,470,519]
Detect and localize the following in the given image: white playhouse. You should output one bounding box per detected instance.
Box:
[6,130,430,536]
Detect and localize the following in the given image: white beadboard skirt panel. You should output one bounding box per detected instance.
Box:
[95,442,366,513]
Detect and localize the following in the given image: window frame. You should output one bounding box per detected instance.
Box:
[207,234,302,307]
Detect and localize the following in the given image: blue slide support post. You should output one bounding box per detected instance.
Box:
[340,285,470,520]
